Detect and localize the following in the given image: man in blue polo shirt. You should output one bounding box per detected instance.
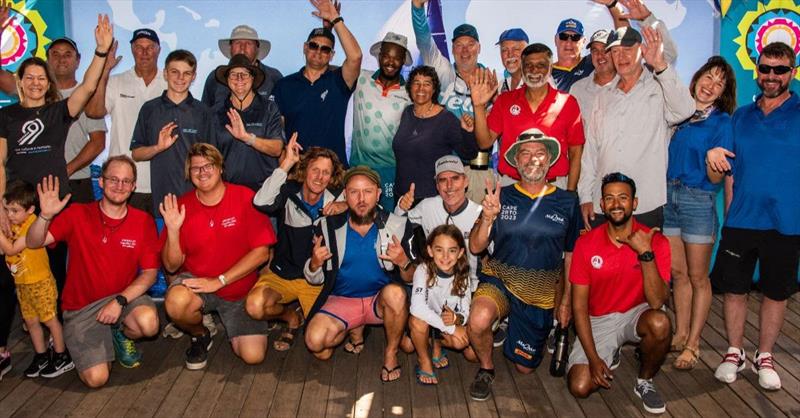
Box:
[271,0,362,167]
[131,50,215,217]
[706,41,800,391]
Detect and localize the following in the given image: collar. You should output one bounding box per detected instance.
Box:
[159,90,194,107]
[513,183,556,200]
[443,197,469,217]
[371,70,406,86]
[754,91,797,114]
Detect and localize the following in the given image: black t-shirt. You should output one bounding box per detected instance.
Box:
[0,100,75,198]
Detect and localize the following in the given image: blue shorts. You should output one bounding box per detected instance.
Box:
[663,179,719,244]
[474,274,553,369]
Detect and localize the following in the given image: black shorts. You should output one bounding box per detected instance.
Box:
[711,227,800,301]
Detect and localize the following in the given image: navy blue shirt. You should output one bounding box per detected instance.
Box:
[333,223,392,297]
[271,66,354,166]
[551,55,594,92]
[213,94,285,191]
[130,91,215,215]
[667,108,733,192]
[201,61,282,108]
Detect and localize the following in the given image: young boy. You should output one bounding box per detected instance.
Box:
[0,181,73,378]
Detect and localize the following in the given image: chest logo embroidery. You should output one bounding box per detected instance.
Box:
[499,205,516,221]
[320,89,329,101]
[509,104,521,116]
[545,212,565,225]
[221,216,237,228]
[591,255,603,269]
[19,119,44,146]
[120,239,137,249]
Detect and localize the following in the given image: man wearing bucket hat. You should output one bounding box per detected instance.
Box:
[201,25,283,108]
[466,129,581,401]
[211,54,285,191]
[349,32,412,211]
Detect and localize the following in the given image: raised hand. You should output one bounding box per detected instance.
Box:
[321,0,342,29]
[322,201,348,216]
[469,68,498,107]
[412,0,428,8]
[480,176,501,221]
[640,26,666,72]
[618,0,652,21]
[281,132,302,169]
[310,235,333,271]
[310,0,340,22]
[37,175,71,219]
[94,14,114,52]
[706,147,734,172]
[397,183,415,211]
[102,39,122,75]
[378,235,408,266]
[225,108,249,141]
[592,0,616,6]
[461,114,475,132]
[157,122,179,151]
[616,227,659,255]
[159,193,186,232]
[0,1,11,30]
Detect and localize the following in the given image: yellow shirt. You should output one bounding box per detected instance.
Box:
[6,214,53,285]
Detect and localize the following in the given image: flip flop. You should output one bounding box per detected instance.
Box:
[273,327,301,352]
[344,338,365,354]
[381,364,402,383]
[415,365,438,385]
[432,350,449,369]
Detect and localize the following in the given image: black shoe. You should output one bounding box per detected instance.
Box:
[40,350,75,378]
[185,331,213,370]
[492,324,507,348]
[469,368,495,401]
[24,350,50,378]
[0,352,11,381]
[609,347,621,371]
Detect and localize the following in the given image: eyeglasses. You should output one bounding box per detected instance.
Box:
[189,163,217,175]
[757,64,793,75]
[558,33,582,42]
[228,71,253,81]
[307,41,333,54]
[103,177,135,187]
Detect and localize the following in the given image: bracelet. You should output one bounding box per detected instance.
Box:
[246,133,256,147]
[329,16,344,27]
[94,49,109,58]
[654,64,668,76]
[38,214,52,222]
[607,0,618,8]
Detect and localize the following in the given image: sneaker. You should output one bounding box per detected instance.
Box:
[40,351,74,378]
[162,322,185,339]
[0,352,11,381]
[634,378,666,414]
[24,350,50,378]
[752,351,781,390]
[203,314,218,337]
[492,321,507,348]
[112,326,142,368]
[186,331,213,370]
[714,347,746,384]
[469,368,495,401]
[609,347,621,371]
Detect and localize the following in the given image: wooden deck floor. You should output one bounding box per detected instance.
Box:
[2,292,800,417]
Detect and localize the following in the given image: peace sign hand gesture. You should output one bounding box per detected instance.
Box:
[616,227,659,255]
[279,132,303,171]
[481,177,502,221]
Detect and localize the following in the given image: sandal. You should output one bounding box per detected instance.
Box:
[381,364,402,383]
[670,335,686,353]
[432,350,449,369]
[673,346,700,370]
[415,365,438,385]
[344,338,365,354]
[273,327,301,351]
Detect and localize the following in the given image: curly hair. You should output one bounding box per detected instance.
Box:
[406,65,441,105]
[689,56,737,115]
[290,146,345,190]
[424,224,470,298]
[16,57,61,105]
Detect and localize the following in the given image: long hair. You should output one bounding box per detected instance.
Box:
[290,146,345,190]
[406,65,441,105]
[16,57,61,105]
[688,56,737,115]
[424,224,470,297]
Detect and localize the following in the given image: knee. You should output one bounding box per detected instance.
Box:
[80,366,110,389]
[688,273,710,288]
[312,349,333,361]
[467,308,494,335]
[164,286,194,318]
[568,377,592,398]
[408,316,428,334]
[640,310,671,340]
[136,308,160,337]
[514,363,534,374]
[380,284,407,313]
[238,345,266,365]
[304,325,326,353]
[245,293,265,320]
[448,337,469,351]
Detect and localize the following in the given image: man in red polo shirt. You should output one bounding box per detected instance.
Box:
[161,143,276,371]
[566,172,671,414]
[27,156,161,388]
[471,43,584,191]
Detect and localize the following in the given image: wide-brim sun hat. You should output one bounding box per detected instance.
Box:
[504,128,561,168]
[218,25,271,60]
[214,54,266,90]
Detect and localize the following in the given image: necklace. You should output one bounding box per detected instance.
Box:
[413,102,435,118]
[196,188,225,228]
[98,203,128,244]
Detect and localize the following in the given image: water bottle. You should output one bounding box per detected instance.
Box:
[549,322,570,377]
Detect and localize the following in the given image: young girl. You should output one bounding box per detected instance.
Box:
[409,224,475,385]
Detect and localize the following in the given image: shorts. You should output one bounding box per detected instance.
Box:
[16,277,58,322]
[711,227,799,301]
[63,295,155,371]
[474,275,552,369]
[252,269,322,316]
[318,294,384,331]
[663,180,718,244]
[567,303,651,370]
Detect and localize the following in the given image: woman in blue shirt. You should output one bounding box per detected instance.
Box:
[665,56,736,370]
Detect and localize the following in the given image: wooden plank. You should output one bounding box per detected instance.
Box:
[351,328,387,418]
[450,349,502,418]
[39,378,91,418]
[0,347,34,407]
[659,354,731,418]
[209,354,257,418]
[507,358,556,416]
[486,348,525,418]
[239,346,289,418]
[433,348,469,418]
[182,337,239,418]
[409,351,440,418]
[535,352,586,418]
[324,343,358,418]
[267,331,310,418]
[10,369,79,418]
[297,344,334,417]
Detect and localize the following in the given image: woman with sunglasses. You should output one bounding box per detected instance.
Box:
[392,66,478,205]
[212,54,284,192]
[663,56,736,370]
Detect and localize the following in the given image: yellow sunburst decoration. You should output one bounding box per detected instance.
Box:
[0,0,51,70]
[732,0,800,80]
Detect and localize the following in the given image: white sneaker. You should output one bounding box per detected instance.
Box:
[203,314,218,337]
[752,351,781,390]
[162,322,184,339]
[714,347,746,383]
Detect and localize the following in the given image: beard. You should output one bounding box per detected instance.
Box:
[757,77,789,98]
[523,72,548,89]
[604,208,634,227]
[518,162,548,183]
[350,206,377,225]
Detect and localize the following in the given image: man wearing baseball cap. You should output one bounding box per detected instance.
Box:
[349,32,413,211]
[569,29,616,123]
[496,28,529,94]
[467,129,581,400]
[201,24,283,108]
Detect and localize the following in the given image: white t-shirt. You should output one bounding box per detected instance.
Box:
[60,86,107,180]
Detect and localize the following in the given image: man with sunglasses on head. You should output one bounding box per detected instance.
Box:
[706,41,800,391]
[271,0,362,168]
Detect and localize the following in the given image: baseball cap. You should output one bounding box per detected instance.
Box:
[556,18,584,37]
[307,27,336,47]
[344,166,381,187]
[496,28,529,45]
[47,37,78,53]
[586,29,611,49]
[453,23,479,42]
[504,129,561,168]
[434,155,465,178]
[130,28,160,45]
[605,27,643,50]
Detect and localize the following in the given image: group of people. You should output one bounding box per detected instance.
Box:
[0,0,797,414]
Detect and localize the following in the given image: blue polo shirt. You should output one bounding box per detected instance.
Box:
[130,91,215,216]
[551,55,594,92]
[213,94,285,191]
[333,223,391,298]
[271,66,354,166]
[725,93,800,235]
[667,108,733,192]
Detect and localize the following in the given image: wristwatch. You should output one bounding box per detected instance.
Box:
[115,294,129,308]
[638,251,655,262]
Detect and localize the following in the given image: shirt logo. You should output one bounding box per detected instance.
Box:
[545,213,565,225]
[221,216,237,228]
[499,205,516,221]
[591,255,603,269]
[18,119,44,146]
[119,93,135,99]
[509,104,521,116]
[120,239,137,249]
[320,89,329,101]
[182,128,198,135]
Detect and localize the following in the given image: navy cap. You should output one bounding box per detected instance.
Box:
[307,27,336,47]
[130,28,160,45]
[453,23,479,42]
[496,28,529,45]
[47,37,78,53]
[556,18,584,36]
[605,27,642,50]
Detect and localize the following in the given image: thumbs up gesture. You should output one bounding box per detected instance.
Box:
[398,183,415,211]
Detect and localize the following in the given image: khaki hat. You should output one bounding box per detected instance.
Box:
[344,165,381,187]
[369,32,413,66]
[504,129,561,168]
[219,25,271,60]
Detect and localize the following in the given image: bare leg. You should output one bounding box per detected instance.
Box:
[467,296,499,370]
[304,313,347,361]
[568,364,600,398]
[758,296,787,354]
[636,310,671,379]
[164,285,205,336]
[377,284,408,381]
[684,243,714,350]
[42,317,66,353]
[667,236,689,349]
[723,293,748,349]
[231,334,268,364]
[78,362,111,388]
[24,318,47,353]
[408,315,435,384]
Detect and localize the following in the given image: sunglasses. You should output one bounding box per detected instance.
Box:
[307,41,333,54]
[757,64,793,75]
[558,33,582,42]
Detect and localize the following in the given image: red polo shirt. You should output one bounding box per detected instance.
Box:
[569,220,670,316]
[487,85,584,179]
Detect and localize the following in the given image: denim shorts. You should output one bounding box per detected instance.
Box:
[662,179,719,244]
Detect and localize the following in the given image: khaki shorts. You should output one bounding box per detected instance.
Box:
[252,269,322,316]
[567,303,652,371]
[16,277,58,322]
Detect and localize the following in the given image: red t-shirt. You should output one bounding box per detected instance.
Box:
[163,183,276,301]
[487,85,585,179]
[49,202,161,311]
[569,220,670,316]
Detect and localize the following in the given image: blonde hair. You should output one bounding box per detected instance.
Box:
[184,143,224,179]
